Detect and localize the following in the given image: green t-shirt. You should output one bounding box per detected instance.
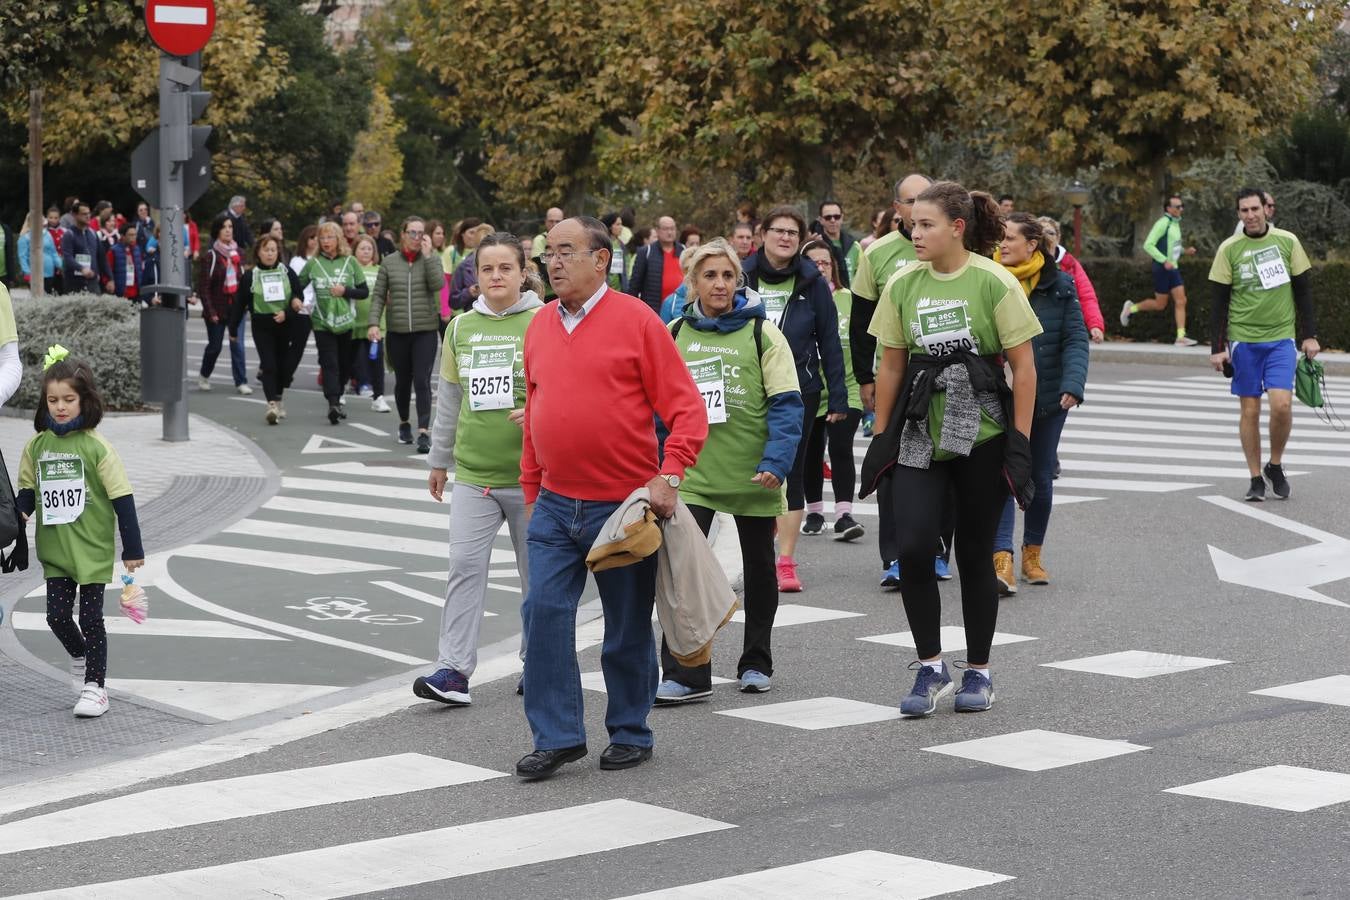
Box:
[608,239,626,291]
[249,264,293,316]
[353,264,380,337]
[672,316,800,517]
[19,429,133,584]
[441,306,540,488]
[0,283,17,347]
[869,253,1042,461]
[852,230,918,302]
[757,275,795,329]
[820,288,861,415]
[302,254,360,333]
[1209,227,1311,344]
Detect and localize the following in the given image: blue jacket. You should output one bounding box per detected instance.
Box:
[1025,254,1089,418]
[677,292,804,481]
[660,284,687,323]
[629,241,685,313]
[61,226,108,294]
[18,228,58,279]
[109,243,144,298]
[742,249,847,413]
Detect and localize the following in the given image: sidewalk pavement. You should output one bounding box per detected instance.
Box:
[1091,339,1350,374]
[0,412,273,779]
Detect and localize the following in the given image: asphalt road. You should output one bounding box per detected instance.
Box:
[2,357,1349,898]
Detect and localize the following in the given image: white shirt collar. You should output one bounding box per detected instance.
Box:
[557,281,608,332]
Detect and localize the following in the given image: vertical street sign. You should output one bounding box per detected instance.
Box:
[134,2,215,442]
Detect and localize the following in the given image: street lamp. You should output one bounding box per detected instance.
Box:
[1065,179,1090,257]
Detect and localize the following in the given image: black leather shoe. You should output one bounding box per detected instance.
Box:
[599,743,653,770]
[515,745,587,780]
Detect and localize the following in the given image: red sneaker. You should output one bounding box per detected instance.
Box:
[776,557,802,592]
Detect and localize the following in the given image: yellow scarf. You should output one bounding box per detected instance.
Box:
[995,248,1044,296]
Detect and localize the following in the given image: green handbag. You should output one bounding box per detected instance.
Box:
[1296,354,1345,429]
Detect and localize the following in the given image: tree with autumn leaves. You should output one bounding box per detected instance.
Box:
[408,0,1344,249]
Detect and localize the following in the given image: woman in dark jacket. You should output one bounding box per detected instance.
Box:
[742,205,848,593]
[196,214,251,394]
[992,213,1088,592]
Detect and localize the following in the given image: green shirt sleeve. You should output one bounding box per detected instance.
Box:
[0,284,17,347]
[1208,237,1236,285]
[440,316,462,384]
[867,271,907,349]
[845,242,861,284]
[759,321,801,396]
[852,244,879,301]
[93,432,133,499]
[18,437,35,490]
[1289,235,1312,277]
[993,284,1043,350]
[1143,216,1169,265]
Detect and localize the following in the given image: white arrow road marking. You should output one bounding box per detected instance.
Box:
[1203,495,1350,607]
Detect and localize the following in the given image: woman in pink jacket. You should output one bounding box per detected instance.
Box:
[1038,217,1104,342]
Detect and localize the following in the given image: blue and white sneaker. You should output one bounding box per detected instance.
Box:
[880,560,901,590]
[413,668,471,706]
[654,679,712,705]
[954,667,995,713]
[934,556,952,581]
[738,670,771,693]
[900,661,953,718]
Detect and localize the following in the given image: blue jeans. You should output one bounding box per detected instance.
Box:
[201,316,247,386]
[522,488,658,751]
[996,408,1068,550]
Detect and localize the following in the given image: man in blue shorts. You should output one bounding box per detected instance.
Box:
[1121,195,1199,346]
[1209,187,1320,501]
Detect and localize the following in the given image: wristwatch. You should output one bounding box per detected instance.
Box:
[661,474,681,489]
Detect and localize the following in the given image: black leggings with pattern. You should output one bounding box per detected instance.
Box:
[46,578,107,687]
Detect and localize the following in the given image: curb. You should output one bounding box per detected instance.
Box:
[1090,341,1350,375]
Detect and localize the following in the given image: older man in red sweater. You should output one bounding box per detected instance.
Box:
[515,216,707,781]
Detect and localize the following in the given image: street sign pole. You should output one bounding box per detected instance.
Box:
[158,51,189,442]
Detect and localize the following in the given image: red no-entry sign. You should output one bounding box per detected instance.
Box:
[145,0,216,56]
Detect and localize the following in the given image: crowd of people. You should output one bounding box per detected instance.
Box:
[5,175,1321,746]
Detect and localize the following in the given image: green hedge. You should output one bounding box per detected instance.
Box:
[11,293,142,411]
[1082,258,1350,351]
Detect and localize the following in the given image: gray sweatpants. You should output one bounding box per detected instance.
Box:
[437,481,530,677]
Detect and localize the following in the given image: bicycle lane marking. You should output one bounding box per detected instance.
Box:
[154,567,426,665]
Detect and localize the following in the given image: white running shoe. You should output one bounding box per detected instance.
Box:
[70,657,86,692]
[372,395,391,413]
[197,377,211,392]
[1174,335,1199,347]
[236,383,254,395]
[73,684,108,718]
[1119,301,1132,328]
[265,401,280,425]
[338,395,347,406]
[359,385,374,398]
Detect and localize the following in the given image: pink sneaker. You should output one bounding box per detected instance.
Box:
[776,557,802,593]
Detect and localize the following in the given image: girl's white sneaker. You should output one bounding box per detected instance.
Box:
[73,684,108,718]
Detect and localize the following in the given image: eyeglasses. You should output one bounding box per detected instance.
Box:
[766,227,800,238]
[540,249,598,264]
[365,221,381,229]
[405,230,425,238]
[821,214,842,221]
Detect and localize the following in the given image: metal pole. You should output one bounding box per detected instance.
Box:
[158,52,189,442]
[28,86,43,299]
[1073,205,1084,258]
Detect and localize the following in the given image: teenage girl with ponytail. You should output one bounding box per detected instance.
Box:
[863,182,1041,718]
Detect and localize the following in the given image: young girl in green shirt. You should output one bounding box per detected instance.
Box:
[17,350,145,719]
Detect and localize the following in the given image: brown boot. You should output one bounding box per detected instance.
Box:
[993,551,1017,596]
[1022,544,1049,585]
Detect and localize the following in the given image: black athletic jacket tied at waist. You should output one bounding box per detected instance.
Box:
[859,350,1032,509]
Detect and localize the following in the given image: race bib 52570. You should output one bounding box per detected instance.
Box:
[917,301,977,357]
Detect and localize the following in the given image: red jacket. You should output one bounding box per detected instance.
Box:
[520,288,707,504]
[1057,248,1105,334]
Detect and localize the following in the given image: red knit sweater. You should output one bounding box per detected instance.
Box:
[520,288,707,504]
